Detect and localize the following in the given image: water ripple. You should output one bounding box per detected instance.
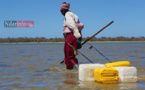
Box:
[0,42,145,89]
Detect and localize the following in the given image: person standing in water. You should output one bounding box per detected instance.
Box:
[60,2,84,69]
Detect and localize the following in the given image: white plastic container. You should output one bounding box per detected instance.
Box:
[79,64,106,81]
[114,67,137,82]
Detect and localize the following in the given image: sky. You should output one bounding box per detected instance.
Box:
[0,0,145,38]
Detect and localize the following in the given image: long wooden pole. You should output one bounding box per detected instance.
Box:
[81,21,114,45]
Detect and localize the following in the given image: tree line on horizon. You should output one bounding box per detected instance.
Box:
[0,36,145,43]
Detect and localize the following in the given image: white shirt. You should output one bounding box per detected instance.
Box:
[63,11,81,38]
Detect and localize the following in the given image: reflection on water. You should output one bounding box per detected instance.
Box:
[79,81,138,90]
[0,42,145,89]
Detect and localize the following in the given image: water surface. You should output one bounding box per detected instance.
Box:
[0,42,145,90]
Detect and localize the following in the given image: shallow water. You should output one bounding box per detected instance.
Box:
[0,42,145,90]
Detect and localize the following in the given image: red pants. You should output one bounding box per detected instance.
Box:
[64,33,78,69]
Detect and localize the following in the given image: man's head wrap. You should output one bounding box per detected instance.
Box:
[60,2,70,10]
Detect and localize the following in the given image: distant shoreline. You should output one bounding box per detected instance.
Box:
[1,37,145,43]
[0,41,145,44]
